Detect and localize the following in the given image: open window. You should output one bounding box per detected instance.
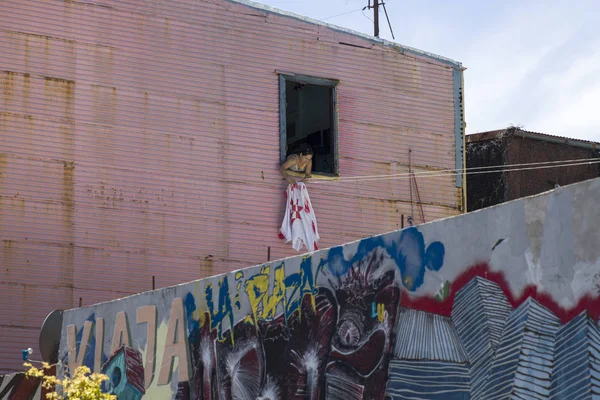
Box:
[279,74,339,176]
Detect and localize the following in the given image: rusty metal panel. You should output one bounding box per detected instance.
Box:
[0,0,462,373]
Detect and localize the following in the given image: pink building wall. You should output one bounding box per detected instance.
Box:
[0,0,464,373]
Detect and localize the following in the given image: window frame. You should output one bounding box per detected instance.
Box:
[279,73,339,177]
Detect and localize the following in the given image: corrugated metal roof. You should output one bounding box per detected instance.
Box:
[467,127,600,149]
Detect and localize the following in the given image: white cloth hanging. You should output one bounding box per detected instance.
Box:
[278,182,320,252]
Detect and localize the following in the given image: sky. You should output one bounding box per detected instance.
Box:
[254,0,600,142]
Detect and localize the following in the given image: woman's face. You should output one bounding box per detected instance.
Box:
[300,153,313,163]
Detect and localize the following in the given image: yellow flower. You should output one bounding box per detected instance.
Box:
[24,363,116,400]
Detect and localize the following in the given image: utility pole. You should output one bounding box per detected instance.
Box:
[373,0,380,37]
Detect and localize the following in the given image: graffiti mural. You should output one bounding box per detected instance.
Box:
[58,232,416,400]
[0,365,55,400]
[55,226,443,399]
[55,178,600,399]
[388,275,600,399]
[0,372,42,400]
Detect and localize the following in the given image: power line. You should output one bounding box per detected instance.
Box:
[310,158,600,184]
[321,8,364,21]
[361,7,373,23]
[316,157,600,182]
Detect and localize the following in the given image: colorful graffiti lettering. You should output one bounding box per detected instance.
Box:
[61,233,402,399]
[205,278,234,342]
[244,264,287,323]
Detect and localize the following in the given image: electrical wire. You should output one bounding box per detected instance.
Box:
[314,158,600,184]
[348,156,600,180]
[310,157,600,184]
[321,8,364,21]
[361,7,374,23]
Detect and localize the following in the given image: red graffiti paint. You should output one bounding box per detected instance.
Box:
[400,262,600,324]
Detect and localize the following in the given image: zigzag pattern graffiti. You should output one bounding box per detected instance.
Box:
[388,275,600,400]
[387,359,470,399]
[483,299,560,399]
[394,308,468,363]
[450,277,512,399]
[552,313,600,399]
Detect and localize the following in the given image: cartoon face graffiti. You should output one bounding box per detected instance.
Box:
[321,247,401,399]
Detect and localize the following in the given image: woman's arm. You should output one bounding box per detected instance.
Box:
[303,159,312,181]
[280,155,298,184]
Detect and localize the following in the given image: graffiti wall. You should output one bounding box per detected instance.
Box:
[57,178,600,399]
[0,371,42,400]
[0,365,55,400]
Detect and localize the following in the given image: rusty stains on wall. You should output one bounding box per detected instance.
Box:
[3,240,13,273]
[200,255,214,277]
[22,72,31,110]
[2,71,15,101]
[91,84,117,125]
[0,0,463,374]
[43,76,75,122]
[62,161,75,212]
[62,160,76,302]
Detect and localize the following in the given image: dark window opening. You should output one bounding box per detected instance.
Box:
[280,74,338,176]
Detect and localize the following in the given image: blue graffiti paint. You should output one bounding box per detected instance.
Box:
[62,313,98,375]
[184,293,199,343]
[325,246,348,278]
[82,314,96,370]
[205,277,234,341]
[284,256,318,319]
[318,227,445,291]
[352,236,385,264]
[393,227,446,290]
[316,236,384,280]
[395,228,427,290]
[425,241,445,271]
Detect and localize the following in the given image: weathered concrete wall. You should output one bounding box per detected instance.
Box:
[57,178,600,399]
[0,0,463,374]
